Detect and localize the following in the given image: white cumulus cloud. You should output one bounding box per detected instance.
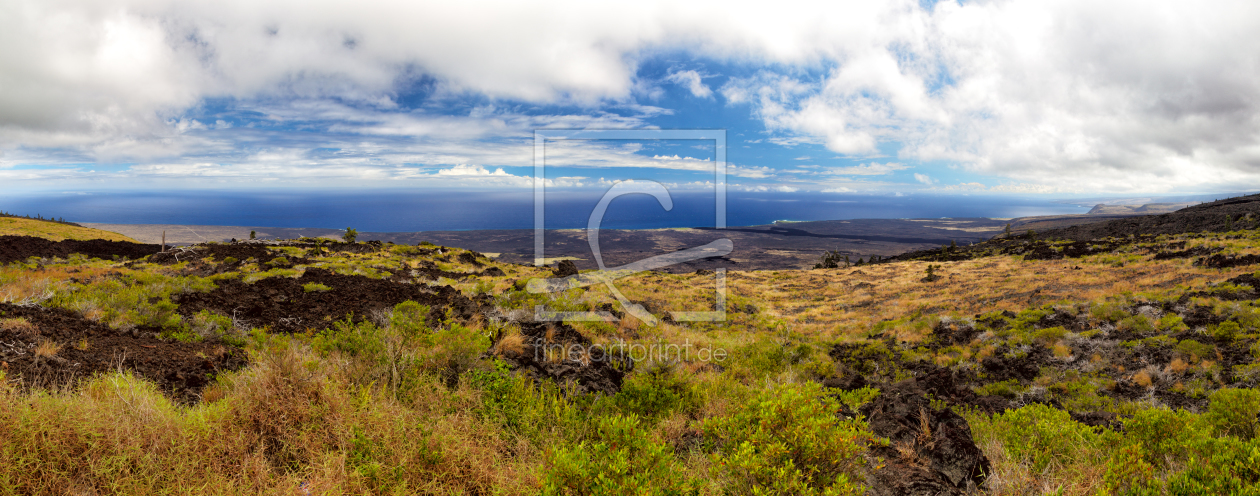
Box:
[665,70,713,99]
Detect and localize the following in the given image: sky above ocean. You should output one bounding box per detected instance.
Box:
[1,1,1259,200]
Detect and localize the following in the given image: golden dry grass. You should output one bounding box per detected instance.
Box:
[0,345,542,495]
[34,339,61,358]
[0,217,137,242]
[602,249,1255,342]
[494,331,527,356]
[0,317,36,334]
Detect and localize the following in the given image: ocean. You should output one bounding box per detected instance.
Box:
[0,189,1089,232]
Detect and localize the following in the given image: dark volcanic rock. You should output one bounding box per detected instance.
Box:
[0,235,161,265]
[861,377,991,496]
[456,251,485,266]
[174,268,489,334]
[1070,411,1123,431]
[0,302,247,402]
[929,320,982,348]
[553,260,579,278]
[981,345,1050,383]
[490,322,630,395]
[1198,253,1260,269]
[1153,245,1219,260]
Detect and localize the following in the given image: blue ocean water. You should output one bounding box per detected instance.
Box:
[0,189,1088,232]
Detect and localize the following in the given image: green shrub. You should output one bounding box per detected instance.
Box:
[1158,314,1189,332]
[1047,375,1115,412]
[1010,308,1050,332]
[704,382,874,495]
[1118,315,1156,335]
[1123,407,1201,469]
[543,414,696,495]
[611,365,700,419]
[344,227,358,243]
[389,300,429,337]
[1206,388,1260,440]
[472,280,494,295]
[166,310,238,343]
[468,360,553,439]
[422,321,491,384]
[1091,302,1131,323]
[989,403,1104,473]
[728,339,821,382]
[1032,326,1068,345]
[312,318,387,360]
[1103,444,1161,496]
[974,379,1023,398]
[1176,339,1215,361]
[1164,435,1260,494]
[833,386,880,412]
[47,271,212,330]
[1212,320,1241,341]
[303,282,332,293]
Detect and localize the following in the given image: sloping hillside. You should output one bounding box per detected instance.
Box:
[1032,193,1260,241]
[0,202,1259,494]
[0,216,137,242]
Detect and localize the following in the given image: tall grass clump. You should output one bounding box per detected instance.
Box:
[0,342,539,494]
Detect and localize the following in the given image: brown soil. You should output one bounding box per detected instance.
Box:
[0,303,247,402]
[173,268,490,334]
[0,235,161,265]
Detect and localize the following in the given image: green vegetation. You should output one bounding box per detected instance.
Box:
[1,221,1260,494]
[302,282,332,292]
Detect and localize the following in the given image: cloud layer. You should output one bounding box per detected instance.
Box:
[1,0,1258,193]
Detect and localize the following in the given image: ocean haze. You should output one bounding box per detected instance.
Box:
[1,190,1088,232]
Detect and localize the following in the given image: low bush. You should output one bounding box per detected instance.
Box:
[1211,320,1241,341]
[1158,314,1189,332]
[1032,326,1068,345]
[1122,407,1201,469]
[1206,388,1260,440]
[975,379,1023,398]
[1118,315,1156,335]
[611,364,701,420]
[543,414,697,495]
[988,403,1106,474]
[704,382,875,495]
[303,282,332,293]
[1176,339,1215,362]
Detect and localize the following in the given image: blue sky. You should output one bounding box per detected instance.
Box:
[2,0,1259,197]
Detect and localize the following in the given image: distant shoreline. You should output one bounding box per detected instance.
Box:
[79,209,1162,272]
